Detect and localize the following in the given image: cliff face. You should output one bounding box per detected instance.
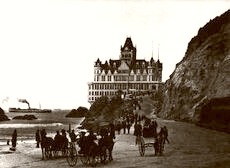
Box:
[159,10,230,130]
[0,107,10,121]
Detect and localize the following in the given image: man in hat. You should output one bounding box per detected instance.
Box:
[70,129,77,143]
[78,130,87,154]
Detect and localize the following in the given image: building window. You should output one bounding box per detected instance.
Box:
[152,85,156,90]
[102,75,105,81]
[129,75,134,81]
[140,84,143,89]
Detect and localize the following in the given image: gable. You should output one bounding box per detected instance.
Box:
[118,60,129,71]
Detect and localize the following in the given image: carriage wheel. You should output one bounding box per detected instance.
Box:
[66,147,78,167]
[137,137,145,156]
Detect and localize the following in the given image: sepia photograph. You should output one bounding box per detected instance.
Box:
[0,0,230,167]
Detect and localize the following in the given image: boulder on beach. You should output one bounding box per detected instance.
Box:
[13,114,37,120]
[65,106,88,118]
[0,107,10,121]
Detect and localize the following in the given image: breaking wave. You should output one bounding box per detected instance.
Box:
[0,123,63,128]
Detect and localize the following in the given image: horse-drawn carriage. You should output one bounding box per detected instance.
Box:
[40,129,69,160]
[66,122,115,167]
[136,119,165,156]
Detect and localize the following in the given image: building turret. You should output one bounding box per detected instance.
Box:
[94,58,101,81]
[120,37,136,66]
[156,59,163,81]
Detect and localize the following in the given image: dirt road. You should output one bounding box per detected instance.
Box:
[0,118,229,168]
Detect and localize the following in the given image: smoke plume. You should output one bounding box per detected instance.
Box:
[18,99,30,109]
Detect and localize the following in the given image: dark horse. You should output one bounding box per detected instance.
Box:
[40,129,54,160]
[82,130,114,166]
[52,130,68,158]
[99,133,114,162]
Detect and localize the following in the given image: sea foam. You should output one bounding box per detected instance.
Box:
[0,123,63,128]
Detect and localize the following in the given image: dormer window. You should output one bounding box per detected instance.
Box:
[142,62,145,68]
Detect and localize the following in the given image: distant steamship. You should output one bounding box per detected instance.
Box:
[9,99,52,113]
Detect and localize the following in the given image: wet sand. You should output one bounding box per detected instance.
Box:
[0,118,229,168]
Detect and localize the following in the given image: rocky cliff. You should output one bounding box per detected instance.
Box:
[159,10,230,131]
[0,107,10,121]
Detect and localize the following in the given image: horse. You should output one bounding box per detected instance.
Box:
[99,132,115,162]
[40,129,54,160]
[52,130,69,158]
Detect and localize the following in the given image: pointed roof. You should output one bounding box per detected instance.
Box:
[122,37,134,50]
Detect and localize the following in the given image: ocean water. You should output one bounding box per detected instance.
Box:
[0,110,84,143]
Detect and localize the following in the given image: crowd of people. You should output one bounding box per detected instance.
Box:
[8,115,169,160]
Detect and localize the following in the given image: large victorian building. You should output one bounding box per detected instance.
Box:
[88,37,163,104]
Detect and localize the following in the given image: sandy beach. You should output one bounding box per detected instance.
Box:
[1,118,230,168]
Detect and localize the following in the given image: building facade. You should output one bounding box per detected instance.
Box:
[88,37,163,104]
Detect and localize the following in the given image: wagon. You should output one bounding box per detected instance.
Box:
[66,142,90,167]
[136,136,156,156]
[67,123,114,167]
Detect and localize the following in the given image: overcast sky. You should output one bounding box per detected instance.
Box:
[0,0,229,110]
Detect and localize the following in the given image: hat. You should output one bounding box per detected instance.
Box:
[79,129,87,134]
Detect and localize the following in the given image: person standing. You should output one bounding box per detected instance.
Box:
[163,126,170,144]
[127,122,131,134]
[35,129,40,148]
[134,122,142,145]
[116,121,121,135]
[78,131,86,154]
[122,119,126,134]
[70,129,77,142]
[11,129,17,151]
[109,123,116,139]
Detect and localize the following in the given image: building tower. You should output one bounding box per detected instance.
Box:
[88,37,163,105]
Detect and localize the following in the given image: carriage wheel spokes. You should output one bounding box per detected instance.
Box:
[66,147,78,167]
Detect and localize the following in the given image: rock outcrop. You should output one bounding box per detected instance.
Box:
[0,107,10,121]
[13,114,37,120]
[65,106,88,118]
[159,10,230,132]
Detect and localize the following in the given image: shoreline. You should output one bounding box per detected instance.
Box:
[0,118,229,168]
